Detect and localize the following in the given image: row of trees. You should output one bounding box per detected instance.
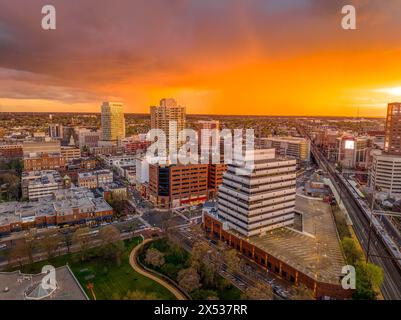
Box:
[341,237,384,299]
[8,225,125,268]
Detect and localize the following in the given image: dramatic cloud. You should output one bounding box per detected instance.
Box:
[0,0,400,116]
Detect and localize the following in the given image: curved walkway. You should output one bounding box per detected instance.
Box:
[129,239,188,300]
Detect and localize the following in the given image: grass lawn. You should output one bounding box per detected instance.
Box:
[8,237,176,300]
[141,238,242,300]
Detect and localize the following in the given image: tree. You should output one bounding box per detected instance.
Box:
[242,282,273,300]
[98,225,125,265]
[353,262,384,300]
[72,227,91,261]
[107,193,127,217]
[190,241,210,272]
[364,263,384,290]
[8,241,28,268]
[24,230,37,265]
[341,237,362,265]
[177,267,201,293]
[145,248,165,268]
[0,172,20,201]
[63,232,73,254]
[223,249,240,274]
[40,229,61,259]
[293,284,314,300]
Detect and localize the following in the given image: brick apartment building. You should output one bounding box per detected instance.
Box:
[23,153,66,172]
[0,144,23,159]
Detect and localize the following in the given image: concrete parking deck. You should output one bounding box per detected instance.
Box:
[248,195,345,285]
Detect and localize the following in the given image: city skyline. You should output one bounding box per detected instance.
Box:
[1,1,401,117]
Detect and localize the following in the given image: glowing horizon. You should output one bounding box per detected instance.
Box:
[1,1,401,117]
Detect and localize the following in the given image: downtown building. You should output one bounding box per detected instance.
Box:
[0,187,113,235]
[100,102,125,144]
[78,169,113,189]
[150,98,186,150]
[21,170,65,201]
[335,134,373,169]
[257,136,311,163]
[148,163,208,209]
[217,149,297,238]
[203,149,351,299]
[370,103,401,196]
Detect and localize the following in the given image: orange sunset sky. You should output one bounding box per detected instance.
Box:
[1,0,401,117]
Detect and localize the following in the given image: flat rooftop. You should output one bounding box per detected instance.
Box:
[246,195,345,284]
[0,265,88,300]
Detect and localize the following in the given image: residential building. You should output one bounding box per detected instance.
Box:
[150,98,186,150]
[0,144,23,159]
[23,153,66,171]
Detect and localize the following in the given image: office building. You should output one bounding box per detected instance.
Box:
[370,152,401,196]
[384,102,401,155]
[258,136,311,163]
[48,124,63,139]
[22,140,61,157]
[61,146,81,162]
[148,163,208,209]
[208,164,227,198]
[336,135,373,169]
[78,129,101,149]
[217,149,297,238]
[21,170,64,200]
[101,102,125,142]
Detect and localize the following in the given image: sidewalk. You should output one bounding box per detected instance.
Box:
[129,239,188,300]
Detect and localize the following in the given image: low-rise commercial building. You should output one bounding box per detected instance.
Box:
[23,153,66,171]
[78,170,113,189]
[0,187,113,235]
[21,170,64,200]
[258,136,311,163]
[61,146,81,162]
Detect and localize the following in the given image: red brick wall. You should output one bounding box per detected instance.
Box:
[203,214,352,300]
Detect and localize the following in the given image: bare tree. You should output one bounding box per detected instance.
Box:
[40,229,61,259]
[177,267,201,293]
[98,225,124,265]
[145,248,165,268]
[72,227,91,261]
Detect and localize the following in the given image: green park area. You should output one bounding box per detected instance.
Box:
[8,236,176,300]
[139,238,242,300]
